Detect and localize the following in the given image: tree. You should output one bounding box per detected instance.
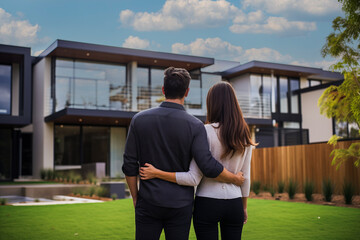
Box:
[318,0,360,169]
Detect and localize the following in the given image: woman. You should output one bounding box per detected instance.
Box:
[140,82,256,240]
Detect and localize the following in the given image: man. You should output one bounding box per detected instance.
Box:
[122,67,244,240]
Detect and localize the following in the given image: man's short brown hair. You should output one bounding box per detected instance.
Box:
[163,67,191,99]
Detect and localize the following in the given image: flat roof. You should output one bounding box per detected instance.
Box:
[37,40,214,71]
[221,61,343,81]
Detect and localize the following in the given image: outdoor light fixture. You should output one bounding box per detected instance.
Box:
[115,120,119,124]
[154,60,157,63]
[78,118,83,122]
[86,52,90,56]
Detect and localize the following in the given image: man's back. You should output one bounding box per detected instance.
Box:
[122,101,222,208]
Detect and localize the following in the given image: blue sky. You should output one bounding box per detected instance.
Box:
[0,0,344,69]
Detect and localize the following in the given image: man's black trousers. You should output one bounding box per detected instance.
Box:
[135,196,193,240]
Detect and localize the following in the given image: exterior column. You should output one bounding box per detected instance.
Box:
[32,57,54,178]
[128,61,138,111]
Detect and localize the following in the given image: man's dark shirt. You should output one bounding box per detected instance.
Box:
[122,101,224,208]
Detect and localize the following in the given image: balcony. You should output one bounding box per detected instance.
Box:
[47,87,272,124]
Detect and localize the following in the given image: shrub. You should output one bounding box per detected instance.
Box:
[34,198,40,202]
[46,169,54,180]
[96,187,109,198]
[251,181,261,195]
[40,169,47,180]
[343,181,355,205]
[72,188,80,196]
[269,187,276,197]
[74,174,82,184]
[304,181,314,201]
[287,179,298,199]
[322,179,334,202]
[0,198,7,205]
[86,173,96,185]
[262,184,270,192]
[88,186,96,197]
[277,180,285,193]
[111,193,118,200]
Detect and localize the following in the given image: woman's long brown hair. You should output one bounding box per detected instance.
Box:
[206,82,257,158]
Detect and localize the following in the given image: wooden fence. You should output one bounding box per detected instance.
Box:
[251,140,360,194]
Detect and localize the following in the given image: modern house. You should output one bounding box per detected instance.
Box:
[0,40,351,181]
[0,44,32,181]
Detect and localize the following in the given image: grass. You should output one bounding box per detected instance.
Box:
[0,199,360,240]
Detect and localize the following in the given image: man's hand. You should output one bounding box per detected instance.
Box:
[235,171,245,186]
[215,168,245,186]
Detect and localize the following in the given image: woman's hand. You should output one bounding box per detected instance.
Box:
[140,163,159,180]
[243,208,248,224]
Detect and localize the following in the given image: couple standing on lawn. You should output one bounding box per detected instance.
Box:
[122,67,256,240]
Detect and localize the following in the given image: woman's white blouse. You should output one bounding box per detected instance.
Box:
[176,123,252,199]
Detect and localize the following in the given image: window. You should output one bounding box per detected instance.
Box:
[54,58,127,112]
[334,121,360,139]
[0,64,12,115]
[290,78,299,114]
[0,129,12,180]
[54,125,81,166]
[250,74,262,100]
[279,77,288,113]
[151,68,165,107]
[54,125,125,176]
[185,71,202,109]
[308,79,321,87]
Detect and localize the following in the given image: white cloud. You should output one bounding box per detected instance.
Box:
[33,49,44,56]
[172,38,243,60]
[230,15,316,35]
[119,0,240,31]
[0,8,41,46]
[171,37,291,63]
[242,47,292,62]
[122,36,150,49]
[291,59,338,70]
[242,0,341,17]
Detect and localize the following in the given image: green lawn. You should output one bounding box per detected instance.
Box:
[0,198,359,240]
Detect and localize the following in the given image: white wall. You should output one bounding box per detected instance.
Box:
[229,73,250,94]
[110,127,127,178]
[32,57,54,178]
[301,89,333,143]
[300,76,308,89]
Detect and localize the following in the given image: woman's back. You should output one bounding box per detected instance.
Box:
[195,123,252,199]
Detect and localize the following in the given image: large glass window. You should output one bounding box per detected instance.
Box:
[250,74,262,100]
[0,129,12,180]
[290,78,299,114]
[0,64,12,115]
[279,77,288,113]
[151,68,165,107]
[335,121,360,138]
[54,58,127,112]
[54,125,81,166]
[185,71,202,110]
[83,126,110,171]
[137,67,150,110]
[55,125,125,176]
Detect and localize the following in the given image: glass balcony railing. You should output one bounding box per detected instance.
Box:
[49,87,271,120]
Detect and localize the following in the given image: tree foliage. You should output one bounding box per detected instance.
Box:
[318,0,360,168]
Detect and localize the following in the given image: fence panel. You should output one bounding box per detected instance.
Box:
[251,140,360,194]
